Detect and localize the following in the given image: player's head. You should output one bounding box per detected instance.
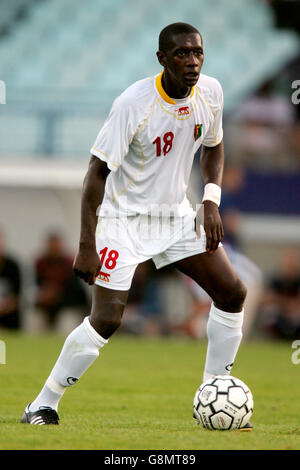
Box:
[157,23,203,88]
[45,232,65,256]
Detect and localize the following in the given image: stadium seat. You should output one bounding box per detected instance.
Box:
[0,0,299,157]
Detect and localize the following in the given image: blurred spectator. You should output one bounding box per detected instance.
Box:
[0,229,21,329]
[220,164,245,249]
[120,260,193,337]
[237,80,295,127]
[181,246,263,340]
[149,264,192,337]
[268,1,300,35]
[119,261,160,336]
[180,164,263,340]
[121,261,176,337]
[179,275,211,339]
[26,232,89,334]
[226,78,298,171]
[221,165,263,338]
[259,248,300,340]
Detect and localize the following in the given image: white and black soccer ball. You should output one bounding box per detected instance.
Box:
[193,375,254,430]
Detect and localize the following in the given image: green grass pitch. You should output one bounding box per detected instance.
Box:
[0,331,300,450]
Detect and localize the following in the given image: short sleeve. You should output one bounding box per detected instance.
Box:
[202,81,224,147]
[90,96,137,172]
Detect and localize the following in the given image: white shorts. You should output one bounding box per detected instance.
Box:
[95,212,208,291]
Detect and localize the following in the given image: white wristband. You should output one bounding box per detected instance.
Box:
[202,183,221,207]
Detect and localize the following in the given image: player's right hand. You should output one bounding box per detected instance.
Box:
[73,245,101,285]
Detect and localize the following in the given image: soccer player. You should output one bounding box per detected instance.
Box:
[21,23,251,429]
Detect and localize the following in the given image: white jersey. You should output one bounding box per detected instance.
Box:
[91,71,223,217]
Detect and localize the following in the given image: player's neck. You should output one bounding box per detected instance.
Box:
[161,72,191,100]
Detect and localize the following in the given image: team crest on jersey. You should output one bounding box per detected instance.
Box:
[176,106,190,116]
[194,124,202,141]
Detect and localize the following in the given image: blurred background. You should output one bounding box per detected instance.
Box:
[0,0,299,341]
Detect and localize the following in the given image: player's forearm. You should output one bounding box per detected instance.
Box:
[79,156,109,249]
[200,141,224,187]
[199,141,224,252]
[79,179,103,248]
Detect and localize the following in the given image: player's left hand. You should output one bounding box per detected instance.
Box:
[199,200,224,253]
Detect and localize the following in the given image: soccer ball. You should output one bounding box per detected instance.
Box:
[193,375,254,430]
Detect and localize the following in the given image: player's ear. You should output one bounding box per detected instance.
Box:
[156,51,166,67]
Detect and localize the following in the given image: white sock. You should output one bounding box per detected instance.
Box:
[203,303,244,382]
[30,317,107,412]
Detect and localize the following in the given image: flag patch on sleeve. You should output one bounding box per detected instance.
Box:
[194,124,202,141]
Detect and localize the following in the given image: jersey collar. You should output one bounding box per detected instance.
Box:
[155,71,195,105]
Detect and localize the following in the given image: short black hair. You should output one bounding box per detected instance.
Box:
[159,22,201,53]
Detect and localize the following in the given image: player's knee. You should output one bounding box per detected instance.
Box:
[100,317,121,338]
[233,280,247,310]
[216,279,247,312]
[90,302,123,339]
[228,279,247,311]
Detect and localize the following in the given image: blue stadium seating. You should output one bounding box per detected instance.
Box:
[0,0,299,157]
